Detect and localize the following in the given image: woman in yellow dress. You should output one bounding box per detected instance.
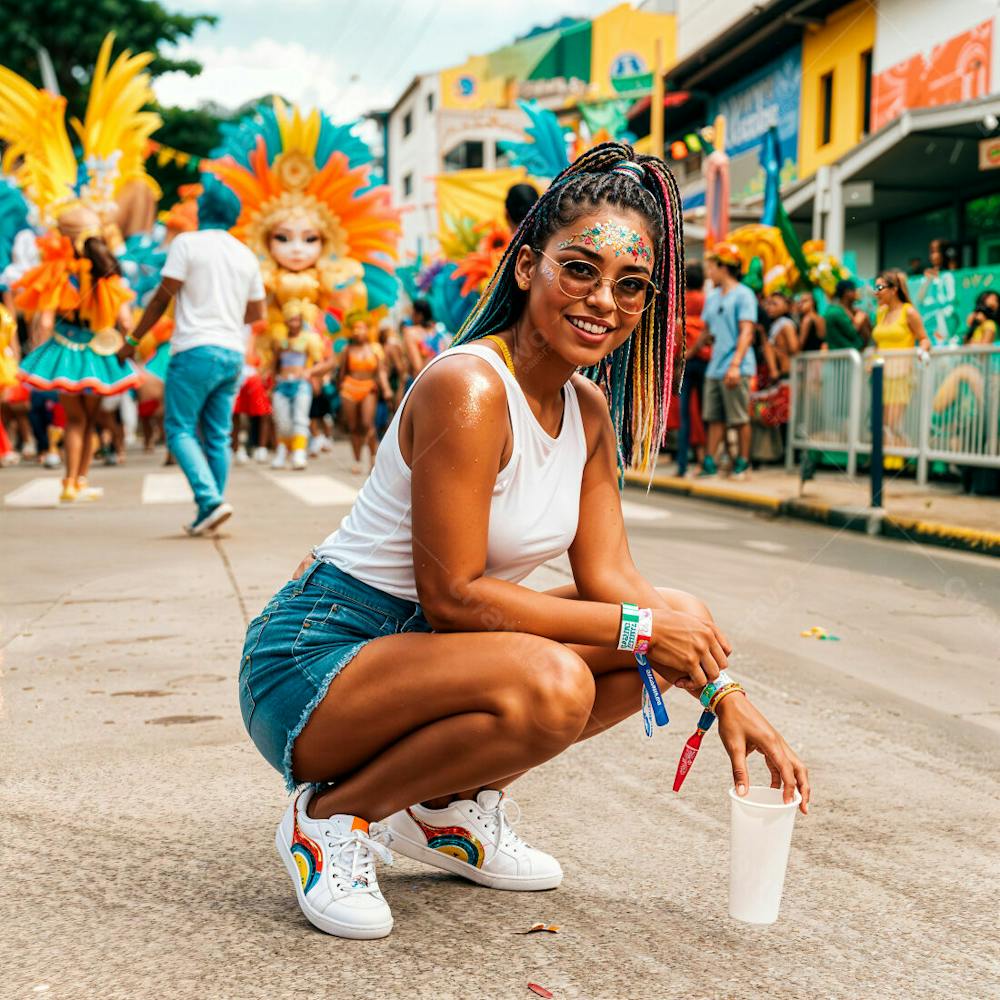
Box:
[872,269,930,443]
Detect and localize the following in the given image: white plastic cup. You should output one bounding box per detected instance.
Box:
[728,785,801,925]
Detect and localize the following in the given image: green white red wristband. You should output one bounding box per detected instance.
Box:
[618,603,640,651]
[635,607,653,655]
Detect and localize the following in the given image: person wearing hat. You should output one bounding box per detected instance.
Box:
[823,279,867,352]
[700,242,757,479]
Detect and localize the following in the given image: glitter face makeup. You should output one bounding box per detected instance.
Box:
[539,261,557,284]
[557,220,652,264]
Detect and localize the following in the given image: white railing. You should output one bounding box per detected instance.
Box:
[785,344,1000,484]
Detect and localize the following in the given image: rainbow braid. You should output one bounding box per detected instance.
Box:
[454,142,685,479]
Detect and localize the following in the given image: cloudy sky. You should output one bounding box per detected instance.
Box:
[155,0,619,118]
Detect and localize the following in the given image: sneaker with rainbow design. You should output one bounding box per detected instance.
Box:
[275,787,394,939]
[385,790,562,891]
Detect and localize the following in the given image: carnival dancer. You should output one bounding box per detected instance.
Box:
[270,300,325,471]
[119,188,266,535]
[0,35,162,500]
[14,211,139,501]
[237,144,809,941]
[337,316,391,474]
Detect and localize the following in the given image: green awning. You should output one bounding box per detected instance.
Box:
[530,21,591,82]
[487,30,561,81]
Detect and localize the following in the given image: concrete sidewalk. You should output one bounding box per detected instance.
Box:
[625,465,1000,557]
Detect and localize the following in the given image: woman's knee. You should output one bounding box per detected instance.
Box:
[502,639,595,749]
[656,586,712,622]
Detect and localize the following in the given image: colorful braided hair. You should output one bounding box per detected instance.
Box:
[453,142,685,475]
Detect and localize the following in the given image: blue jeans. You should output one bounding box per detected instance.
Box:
[164,346,243,516]
[272,379,312,445]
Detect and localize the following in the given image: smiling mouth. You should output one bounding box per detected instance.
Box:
[566,316,613,336]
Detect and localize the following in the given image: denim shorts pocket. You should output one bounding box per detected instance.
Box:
[241,611,271,672]
[238,672,256,732]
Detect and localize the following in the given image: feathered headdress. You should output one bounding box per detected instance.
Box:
[204,98,401,311]
[0,33,161,227]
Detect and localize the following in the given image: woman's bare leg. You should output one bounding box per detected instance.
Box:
[359,391,378,468]
[340,397,362,465]
[78,394,102,481]
[435,585,713,804]
[293,630,596,822]
[60,394,85,483]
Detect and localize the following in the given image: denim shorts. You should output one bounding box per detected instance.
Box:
[239,559,432,790]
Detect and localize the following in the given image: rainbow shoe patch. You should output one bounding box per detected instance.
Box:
[406,808,485,868]
[291,796,323,893]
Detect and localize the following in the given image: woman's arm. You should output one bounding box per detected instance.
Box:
[376,353,392,399]
[405,360,725,687]
[907,304,931,351]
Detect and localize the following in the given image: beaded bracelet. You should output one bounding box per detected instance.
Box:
[699,670,734,708]
[708,682,745,713]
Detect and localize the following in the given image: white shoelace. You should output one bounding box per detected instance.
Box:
[480,796,525,851]
[324,823,393,891]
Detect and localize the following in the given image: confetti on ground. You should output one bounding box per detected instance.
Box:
[528,985,554,998]
[800,626,840,641]
[518,923,560,934]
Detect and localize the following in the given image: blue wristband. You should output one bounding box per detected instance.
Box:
[636,653,669,727]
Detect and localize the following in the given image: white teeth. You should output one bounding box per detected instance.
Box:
[569,317,607,335]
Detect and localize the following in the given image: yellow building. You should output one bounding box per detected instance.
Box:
[589,2,676,101]
[440,54,510,112]
[798,0,877,177]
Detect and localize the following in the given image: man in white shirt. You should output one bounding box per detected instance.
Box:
[119,192,265,535]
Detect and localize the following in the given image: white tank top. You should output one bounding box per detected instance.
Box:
[316,344,587,603]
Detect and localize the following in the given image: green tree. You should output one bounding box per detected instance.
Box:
[0,0,217,121]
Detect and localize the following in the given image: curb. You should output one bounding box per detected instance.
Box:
[624,472,1000,558]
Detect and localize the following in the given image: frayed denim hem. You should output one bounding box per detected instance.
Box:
[280,638,372,793]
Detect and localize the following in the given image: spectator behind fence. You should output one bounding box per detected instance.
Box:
[699,242,756,481]
[965,291,998,344]
[676,261,709,475]
[823,280,867,352]
[873,269,931,444]
[795,290,825,351]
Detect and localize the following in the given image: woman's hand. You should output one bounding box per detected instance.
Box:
[716,693,810,815]
[647,609,731,689]
[292,553,313,580]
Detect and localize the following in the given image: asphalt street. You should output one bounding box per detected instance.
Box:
[2,447,998,1000]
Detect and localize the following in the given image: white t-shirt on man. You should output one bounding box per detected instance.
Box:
[161,229,265,355]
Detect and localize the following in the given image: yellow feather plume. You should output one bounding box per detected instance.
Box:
[0,65,77,221]
[70,33,162,199]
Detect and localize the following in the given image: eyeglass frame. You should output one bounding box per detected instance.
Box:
[530,247,660,314]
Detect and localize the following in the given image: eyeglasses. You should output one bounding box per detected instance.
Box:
[533,249,659,315]
[874,282,893,292]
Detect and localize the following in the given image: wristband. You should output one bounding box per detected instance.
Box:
[699,670,734,708]
[618,603,640,651]
[635,607,653,655]
[709,683,745,713]
[125,335,140,347]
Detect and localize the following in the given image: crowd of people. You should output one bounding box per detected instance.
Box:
[668,240,1000,480]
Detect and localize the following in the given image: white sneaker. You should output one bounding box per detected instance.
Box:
[308,434,324,457]
[235,446,249,465]
[253,446,269,464]
[42,451,61,469]
[270,443,288,469]
[291,448,307,470]
[275,788,394,939]
[385,790,562,891]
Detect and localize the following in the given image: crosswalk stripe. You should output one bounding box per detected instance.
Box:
[743,540,788,554]
[264,472,359,506]
[3,477,62,508]
[619,499,669,522]
[141,473,191,504]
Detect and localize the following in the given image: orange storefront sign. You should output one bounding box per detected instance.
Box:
[871,19,993,132]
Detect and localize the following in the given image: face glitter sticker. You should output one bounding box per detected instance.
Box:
[557,219,652,263]
[539,261,557,284]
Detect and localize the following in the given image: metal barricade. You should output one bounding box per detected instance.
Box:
[786,349,863,476]
[785,344,1000,485]
[917,344,1000,483]
[856,348,924,462]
